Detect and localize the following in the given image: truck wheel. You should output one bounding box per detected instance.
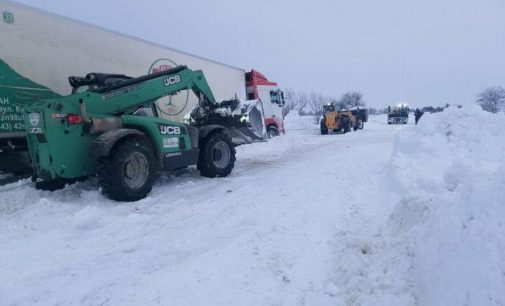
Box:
[267,126,279,138]
[358,120,364,130]
[198,132,236,178]
[97,136,157,202]
[320,120,328,135]
[342,117,351,133]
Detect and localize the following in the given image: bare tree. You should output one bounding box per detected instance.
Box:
[282,88,297,116]
[307,91,325,117]
[477,86,505,113]
[295,91,309,115]
[338,91,365,109]
[282,88,367,117]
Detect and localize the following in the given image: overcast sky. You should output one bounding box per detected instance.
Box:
[12,0,505,108]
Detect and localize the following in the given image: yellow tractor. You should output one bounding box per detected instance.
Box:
[320,103,361,134]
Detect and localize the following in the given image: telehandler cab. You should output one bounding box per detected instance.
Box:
[24,66,265,201]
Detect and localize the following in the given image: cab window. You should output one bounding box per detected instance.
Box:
[270,90,285,106]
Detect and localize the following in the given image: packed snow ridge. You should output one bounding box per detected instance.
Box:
[0,107,504,305]
[387,105,505,305]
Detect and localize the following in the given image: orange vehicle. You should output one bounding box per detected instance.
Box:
[320,103,363,134]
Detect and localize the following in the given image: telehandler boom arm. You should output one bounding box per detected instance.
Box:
[77,65,216,116]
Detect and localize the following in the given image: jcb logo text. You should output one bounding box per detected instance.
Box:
[160,125,181,135]
[163,75,181,86]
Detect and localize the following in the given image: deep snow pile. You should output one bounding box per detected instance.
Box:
[330,108,505,305]
[389,106,505,305]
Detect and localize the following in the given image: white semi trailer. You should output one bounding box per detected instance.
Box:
[0,0,284,175]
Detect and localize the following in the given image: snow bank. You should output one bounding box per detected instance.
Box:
[331,107,505,305]
[389,106,505,305]
[283,112,318,131]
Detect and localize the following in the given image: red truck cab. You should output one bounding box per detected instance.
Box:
[245,70,285,137]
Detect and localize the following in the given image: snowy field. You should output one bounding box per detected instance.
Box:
[1,108,504,305]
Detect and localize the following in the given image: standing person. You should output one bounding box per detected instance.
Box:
[414,108,424,125]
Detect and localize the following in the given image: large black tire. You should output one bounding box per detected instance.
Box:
[198,132,236,178]
[358,120,364,130]
[341,117,351,133]
[97,136,157,202]
[267,126,279,138]
[320,120,328,135]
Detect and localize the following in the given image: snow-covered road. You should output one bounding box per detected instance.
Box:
[0,116,403,305]
[1,110,504,305]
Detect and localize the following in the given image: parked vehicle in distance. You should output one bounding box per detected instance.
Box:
[387,104,409,124]
[320,103,364,134]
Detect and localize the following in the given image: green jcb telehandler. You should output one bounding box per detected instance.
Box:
[24,66,265,201]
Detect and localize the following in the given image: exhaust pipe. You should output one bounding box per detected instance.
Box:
[79,98,122,134]
[79,99,92,124]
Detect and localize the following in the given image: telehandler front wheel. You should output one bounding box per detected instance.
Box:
[198,132,236,178]
[342,117,351,134]
[97,136,157,202]
[320,120,328,135]
[358,120,364,129]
